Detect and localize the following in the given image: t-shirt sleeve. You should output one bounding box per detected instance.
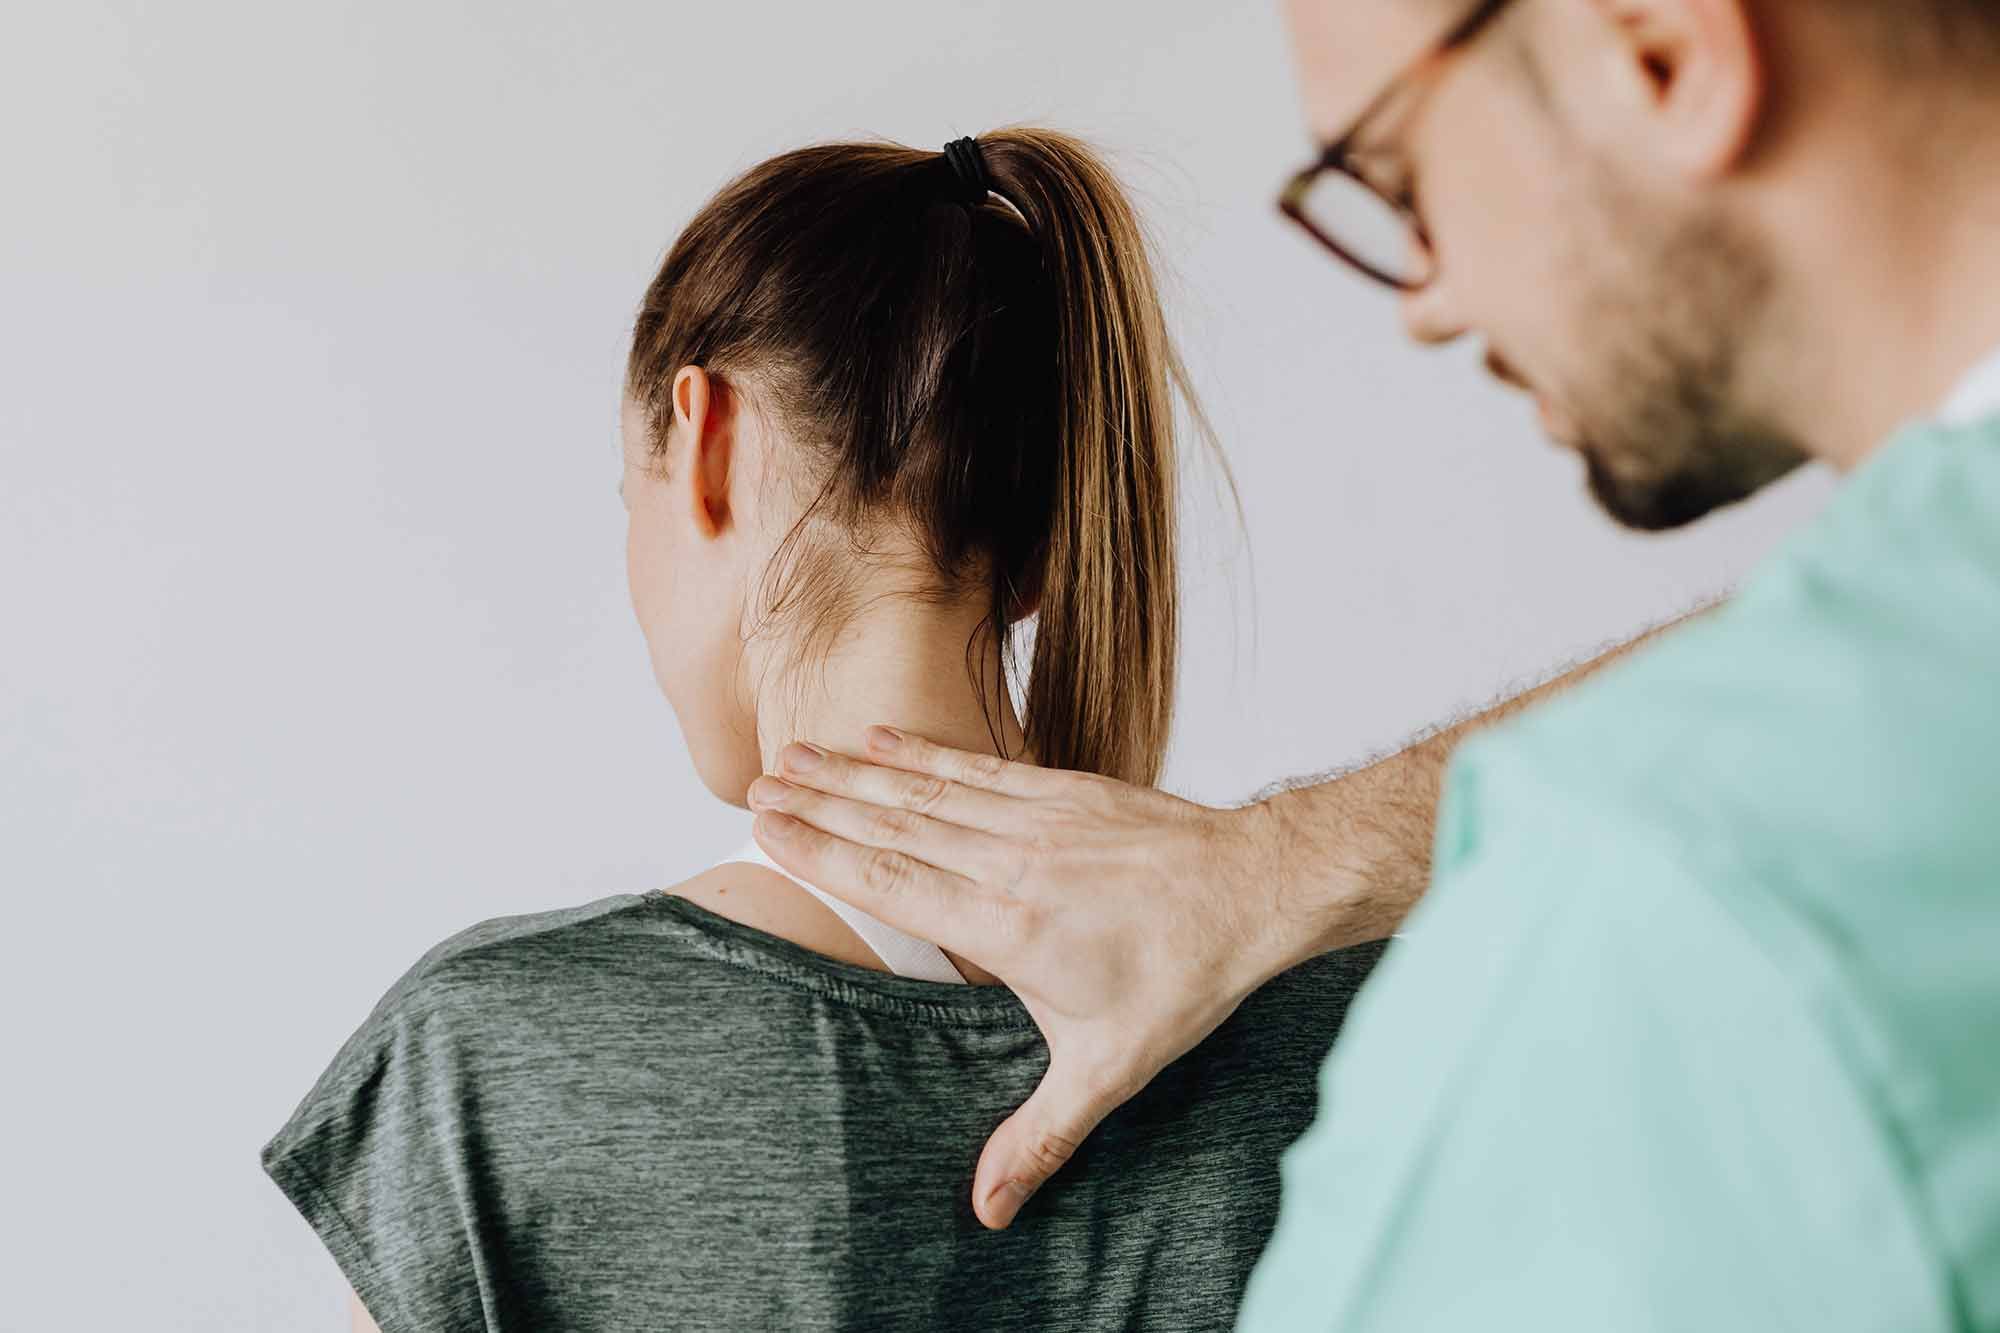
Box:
[260,955,493,1333]
[1236,757,1949,1333]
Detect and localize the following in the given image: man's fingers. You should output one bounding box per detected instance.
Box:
[969,1053,1126,1230]
[860,726,1060,799]
[752,811,997,959]
[748,774,1014,882]
[765,743,1021,836]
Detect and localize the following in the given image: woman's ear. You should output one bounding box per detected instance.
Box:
[672,365,735,539]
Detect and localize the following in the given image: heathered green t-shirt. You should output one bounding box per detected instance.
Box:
[261,885,1385,1331]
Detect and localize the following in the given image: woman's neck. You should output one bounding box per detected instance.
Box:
[742,591,1022,988]
[750,592,1030,781]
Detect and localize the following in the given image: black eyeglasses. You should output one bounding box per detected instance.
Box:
[1277,0,1521,291]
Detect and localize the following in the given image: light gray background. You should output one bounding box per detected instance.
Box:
[2,2,1832,1329]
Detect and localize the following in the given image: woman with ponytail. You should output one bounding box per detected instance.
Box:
[261,128,1385,1332]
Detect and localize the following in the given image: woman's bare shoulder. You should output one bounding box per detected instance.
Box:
[668,861,887,972]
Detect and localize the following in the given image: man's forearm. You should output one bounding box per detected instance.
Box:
[1252,605,1718,957]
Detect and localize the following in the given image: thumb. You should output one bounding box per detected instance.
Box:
[971,1054,1124,1230]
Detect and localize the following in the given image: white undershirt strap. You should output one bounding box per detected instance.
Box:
[718,839,967,985]
[1938,341,2000,427]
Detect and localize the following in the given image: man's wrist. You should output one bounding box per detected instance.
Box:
[1224,791,1373,985]
[1216,610,1705,980]
[1234,741,1444,968]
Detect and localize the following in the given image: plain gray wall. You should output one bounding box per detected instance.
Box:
[2,2,1833,1329]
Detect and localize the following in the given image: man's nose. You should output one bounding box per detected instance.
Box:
[1400,276,1468,346]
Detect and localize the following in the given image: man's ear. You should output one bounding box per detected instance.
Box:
[671,365,735,538]
[1587,0,1765,178]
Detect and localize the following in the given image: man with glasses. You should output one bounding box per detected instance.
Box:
[748,0,2000,1325]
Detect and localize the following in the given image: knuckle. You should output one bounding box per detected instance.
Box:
[1023,1128,1081,1175]
[961,750,1007,785]
[866,807,921,845]
[902,774,952,815]
[861,848,909,897]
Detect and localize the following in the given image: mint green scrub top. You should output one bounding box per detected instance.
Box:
[1238,373,2000,1332]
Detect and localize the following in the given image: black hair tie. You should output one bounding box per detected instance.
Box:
[940,136,992,208]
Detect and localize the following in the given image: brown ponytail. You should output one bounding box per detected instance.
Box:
[625,126,1211,786]
[973,129,1187,785]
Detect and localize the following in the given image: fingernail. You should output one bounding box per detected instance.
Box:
[747,777,792,810]
[782,742,825,775]
[754,811,799,842]
[865,725,904,753]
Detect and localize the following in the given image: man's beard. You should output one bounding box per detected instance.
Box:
[1560,176,1809,531]
[1577,416,1806,533]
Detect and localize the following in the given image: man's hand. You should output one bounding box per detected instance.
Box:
[743,618,1694,1229]
[746,726,1303,1229]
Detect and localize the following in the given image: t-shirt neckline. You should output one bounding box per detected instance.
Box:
[635,889,1038,1029]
